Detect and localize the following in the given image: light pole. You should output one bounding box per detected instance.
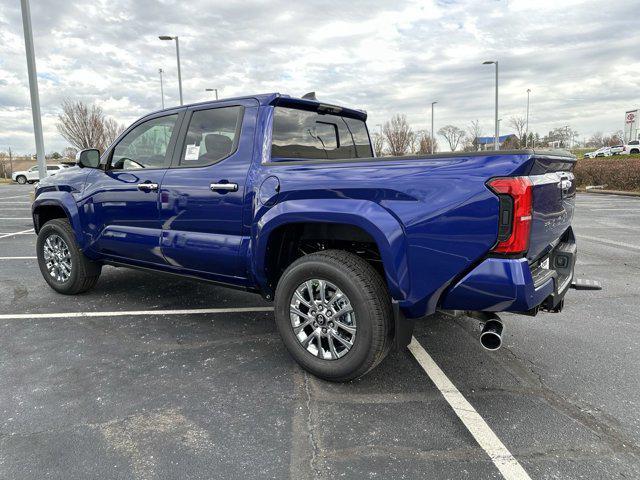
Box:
[205,88,218,100]
[483,60,499,150]
[159,68,165,109]
[525,88,531,147]
[431,101,437,154]
[159,35,183,105]
[20,0,46,180]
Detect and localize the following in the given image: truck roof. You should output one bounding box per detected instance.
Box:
[146,93,368,121]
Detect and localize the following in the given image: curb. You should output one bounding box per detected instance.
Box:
[578,189,640,197]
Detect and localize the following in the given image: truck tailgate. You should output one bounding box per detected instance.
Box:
[527,154,576,262]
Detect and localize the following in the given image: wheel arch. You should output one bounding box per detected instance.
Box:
[32,193,86,249]
[251,199,410,301]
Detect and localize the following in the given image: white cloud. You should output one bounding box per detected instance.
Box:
[0,0,638,153]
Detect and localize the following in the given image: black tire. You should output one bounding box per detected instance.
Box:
[36,218,101,294]
[631,149,639,154]
[274,250,393,382]
[16,175,26,184]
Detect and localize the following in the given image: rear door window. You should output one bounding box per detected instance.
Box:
[179,106,243,167]
[271,107,372,160]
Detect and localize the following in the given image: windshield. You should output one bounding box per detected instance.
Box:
[271,107,372,160]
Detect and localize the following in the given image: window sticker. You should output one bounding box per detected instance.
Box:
[185,144,200,161]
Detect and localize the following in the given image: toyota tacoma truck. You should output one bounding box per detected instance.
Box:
[32,93,577,381]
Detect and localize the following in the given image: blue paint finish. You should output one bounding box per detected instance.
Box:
[32,93,576,320]
[440,257,555,312]
[81,168,169,264]
[158,102,258,282]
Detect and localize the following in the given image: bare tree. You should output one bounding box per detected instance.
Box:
[102,117,125,148]
[438,125,466,152]
[372,132,386,157]
[466,120,483,151]
[586,132,604,147]
[508,116,526,147]
[56,99,125,152]
[62,146,78,160]
[382,114,415,156]
[415,130,438,154]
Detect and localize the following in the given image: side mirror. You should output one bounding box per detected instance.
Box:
[76,149,101,168]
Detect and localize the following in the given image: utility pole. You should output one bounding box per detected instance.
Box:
[525,89,531,148]
[8,147,13,178]
[159,68,165,109]
[20,0,46,180]
[431,101,437,154]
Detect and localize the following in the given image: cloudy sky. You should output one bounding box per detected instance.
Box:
[1,0,639,154]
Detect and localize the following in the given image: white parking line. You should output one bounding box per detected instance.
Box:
[0,229,34,239]
[0,256,36,260]
[0,217,32,220]
[0,306,274,320]
[408,338,531,480]
[0,202,31,205]
[578,234,640,252]
[0,195,30,200]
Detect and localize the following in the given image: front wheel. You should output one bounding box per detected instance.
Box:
[36,218,102,294]
[16,175,27,184]
[274,250,392,382]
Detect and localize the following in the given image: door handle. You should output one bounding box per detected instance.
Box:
[137,183,159,192]
[210,182,238,192]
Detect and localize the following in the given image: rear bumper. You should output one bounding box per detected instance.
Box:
[440,243,575,313]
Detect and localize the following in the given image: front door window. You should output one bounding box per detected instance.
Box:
[110,114,178,170]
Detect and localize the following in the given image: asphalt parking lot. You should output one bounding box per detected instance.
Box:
[1,182,639,479]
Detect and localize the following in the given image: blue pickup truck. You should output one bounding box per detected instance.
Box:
[32,93,577,381]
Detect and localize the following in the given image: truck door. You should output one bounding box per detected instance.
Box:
[159,100,257,285]
[83,111,182,264]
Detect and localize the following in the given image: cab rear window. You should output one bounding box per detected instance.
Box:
[271,107,372,160]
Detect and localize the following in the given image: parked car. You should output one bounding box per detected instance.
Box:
[624,140,640,154]
[31,93,578,381]
[583,146,612,158]
[12,164,70,184]
[609,145,625,155]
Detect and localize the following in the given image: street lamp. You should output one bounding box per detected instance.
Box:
[525,88,531,148]
[431,101,437,154]
[159,68,165,109]
[159,35,183,105]
[20,0,46,179]
[483,60,499,150]
[205,88,218,100]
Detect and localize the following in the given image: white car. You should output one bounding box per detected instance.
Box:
[583,147,613,158]
[12,164,70,184]
[624,140,640,155]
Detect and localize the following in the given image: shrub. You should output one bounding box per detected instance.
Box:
[574,157,640,191]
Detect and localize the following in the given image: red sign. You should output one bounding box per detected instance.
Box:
[626,112,636,123]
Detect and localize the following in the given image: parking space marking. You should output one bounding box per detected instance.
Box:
[578,234,640,252]
[0,306,274,320]
[0,232,34,235]
[0,256,36,260]
[408,337,532,480]
[0,228,34,239]
[0,217,32,220]
[0,202,32,204]
[0,195,31,200]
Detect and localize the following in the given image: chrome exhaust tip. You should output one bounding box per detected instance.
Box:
[480,319,503,351]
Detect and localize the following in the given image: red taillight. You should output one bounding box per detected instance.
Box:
[487,177,533,254]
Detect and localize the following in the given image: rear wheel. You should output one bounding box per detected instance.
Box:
[37,218,101,294]
[631,149,639,154]
[16,175,26,184]
[274,250,392,382]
